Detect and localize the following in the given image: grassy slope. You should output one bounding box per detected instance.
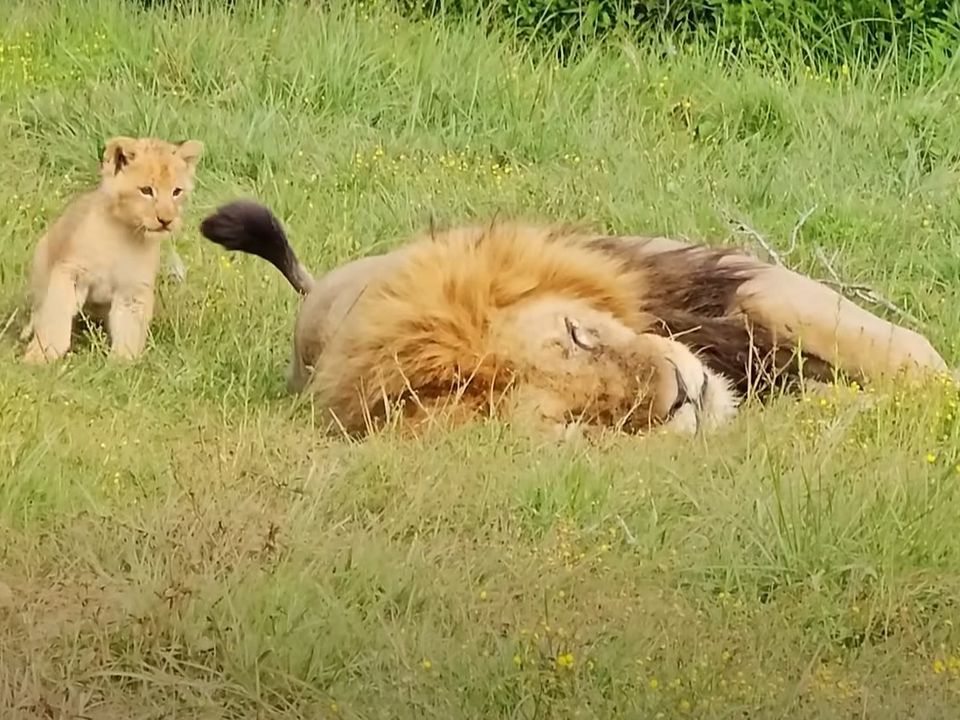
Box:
[2,1,960,717]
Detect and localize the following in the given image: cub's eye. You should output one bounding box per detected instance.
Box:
[564,317,599,351]
[172,187,183,198]
[139,186,154,197]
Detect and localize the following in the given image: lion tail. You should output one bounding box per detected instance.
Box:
[199,199,315,295]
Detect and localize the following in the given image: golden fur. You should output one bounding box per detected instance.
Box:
[199,201,949,440]
[20,136,203,363]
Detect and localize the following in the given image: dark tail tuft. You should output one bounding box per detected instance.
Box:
[199,199,314,295]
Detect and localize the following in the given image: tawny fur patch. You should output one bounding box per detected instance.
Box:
[21,135,203,363]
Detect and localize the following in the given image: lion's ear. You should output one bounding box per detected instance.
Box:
[175,139,204,171]
[102,136,138,175]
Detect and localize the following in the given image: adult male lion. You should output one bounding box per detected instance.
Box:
[200,200,947,439]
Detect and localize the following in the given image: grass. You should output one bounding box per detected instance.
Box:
[2,0,960,717]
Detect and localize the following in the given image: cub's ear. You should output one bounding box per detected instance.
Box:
[175,139,204,171]
[102,136,138,175]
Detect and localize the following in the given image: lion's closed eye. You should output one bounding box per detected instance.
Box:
[564,317,599,351]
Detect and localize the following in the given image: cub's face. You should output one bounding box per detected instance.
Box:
[99,136,204,236]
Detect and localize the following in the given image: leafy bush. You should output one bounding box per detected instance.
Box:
[395,0,960,66]
[713,0,960,63]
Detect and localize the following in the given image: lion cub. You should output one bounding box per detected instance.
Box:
[20,136,203,363]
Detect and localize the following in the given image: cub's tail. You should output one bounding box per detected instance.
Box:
[199,199,315,295]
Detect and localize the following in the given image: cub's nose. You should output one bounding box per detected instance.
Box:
[157,218,172,229]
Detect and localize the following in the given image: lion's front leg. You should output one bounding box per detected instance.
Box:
[22,268,85,364]
[107,285,155,361]
[735,264,948,383]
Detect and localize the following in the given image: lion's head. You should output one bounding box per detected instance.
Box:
[488,294,739,437]
[98,136,203,236]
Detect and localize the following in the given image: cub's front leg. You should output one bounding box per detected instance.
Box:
[107,284,156,361]
[22,268,86,364]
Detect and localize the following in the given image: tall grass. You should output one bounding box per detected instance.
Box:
[1,1,960,717]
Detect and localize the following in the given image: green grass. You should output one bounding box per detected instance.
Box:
[2,1,960,717]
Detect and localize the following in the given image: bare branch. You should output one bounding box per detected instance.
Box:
[730,218,784,265]
[813,246,920,325]
[726,206,922,327]
[729,204,818,266]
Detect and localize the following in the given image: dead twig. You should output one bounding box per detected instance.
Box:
[730,218,783,265]
[813,245,920,326]
[728,206,920,327]
[615,514,637,546]
[729,203,817,266]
